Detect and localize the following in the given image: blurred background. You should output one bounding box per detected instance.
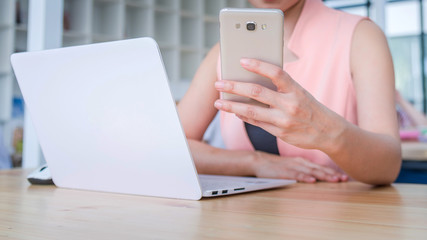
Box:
[0,0,424,171]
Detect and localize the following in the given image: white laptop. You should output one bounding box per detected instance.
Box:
[10,38,295,200]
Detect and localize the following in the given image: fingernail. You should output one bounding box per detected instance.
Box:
[214,100,223,109]
[341,175,349,181]
[308,177,316,183]
[215,81,225,89]
[331,176,338,181]
[240,58,251,66]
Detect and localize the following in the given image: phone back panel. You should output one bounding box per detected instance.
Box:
[219,8,284,104]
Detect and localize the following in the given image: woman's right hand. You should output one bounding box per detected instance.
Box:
[252,151,349,183]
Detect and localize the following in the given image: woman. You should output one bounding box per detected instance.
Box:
[178,0,401,185]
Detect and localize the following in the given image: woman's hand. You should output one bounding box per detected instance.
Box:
[252,151,348,183]
[214,58,345,154]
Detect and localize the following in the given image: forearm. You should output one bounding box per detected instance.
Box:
[326,121,402,185]
[188,139,256,176]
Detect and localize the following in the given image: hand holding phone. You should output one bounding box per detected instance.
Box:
[219,8,284,105]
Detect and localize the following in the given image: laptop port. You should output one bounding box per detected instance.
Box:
[222,190,228,194]
[212,191,218,195]
[234,188,245,191]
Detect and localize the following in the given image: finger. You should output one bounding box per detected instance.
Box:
[304,164,345,182]
[214,99,282,126]
[295,158,342,177]
[291,164,337,183]
[295,172,316,183]
[309,168,339,182]
[301,161,338,176]
[235,114,284,138]
[215,80,278,107]
[340,174,349,182]
[284,163,321,183]
[240,58,293,92]
[287,158,343,182]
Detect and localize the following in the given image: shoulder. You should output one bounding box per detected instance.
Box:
[352,20,388,50]
[350,19,392,76]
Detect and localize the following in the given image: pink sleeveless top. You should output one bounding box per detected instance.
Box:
[218,0,367,172]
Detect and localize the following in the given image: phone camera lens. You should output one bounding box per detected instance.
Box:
[246,22,256,31]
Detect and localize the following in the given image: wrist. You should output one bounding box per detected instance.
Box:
[248,151,262,176]
[321,113,349,157]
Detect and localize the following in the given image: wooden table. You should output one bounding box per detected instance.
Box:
[1,169,427,239]
[402,141,427,161]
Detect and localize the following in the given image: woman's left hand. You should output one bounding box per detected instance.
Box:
[214,58,345,152]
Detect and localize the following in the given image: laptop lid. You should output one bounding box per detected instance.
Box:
[11,38,203,200]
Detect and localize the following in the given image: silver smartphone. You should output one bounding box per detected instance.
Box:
[219,8,284,105]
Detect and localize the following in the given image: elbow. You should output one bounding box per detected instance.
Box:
[358,147,402,186]
[360,167,400,186]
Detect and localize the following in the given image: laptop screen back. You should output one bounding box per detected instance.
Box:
[11,38,202,200]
